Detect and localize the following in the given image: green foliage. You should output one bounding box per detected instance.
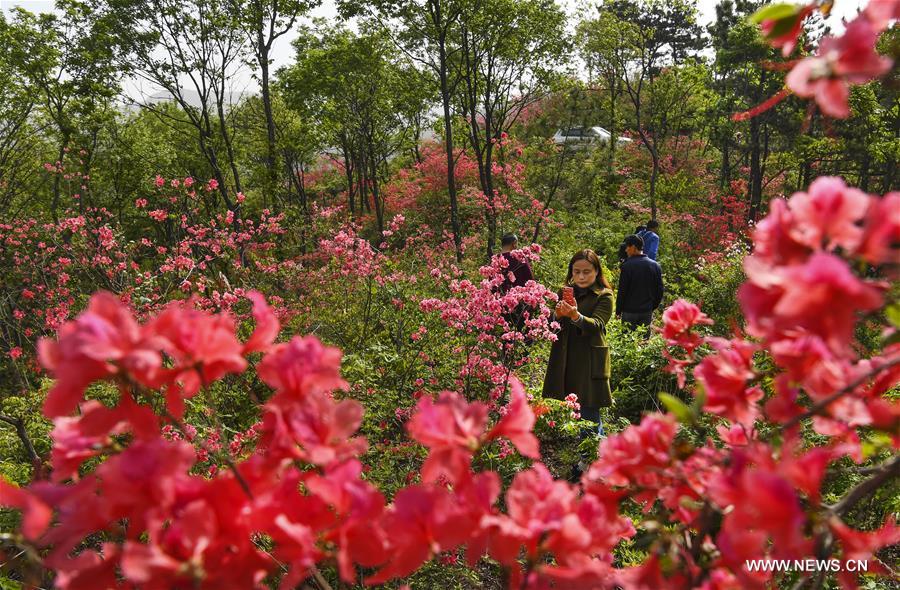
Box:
[606,320,676,424]
[668,242,749,335]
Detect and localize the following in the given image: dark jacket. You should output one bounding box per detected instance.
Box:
[499,252,534,293]
[542,287,614,408]
[616,254,663,313]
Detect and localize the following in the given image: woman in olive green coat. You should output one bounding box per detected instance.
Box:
[542,249,614,435]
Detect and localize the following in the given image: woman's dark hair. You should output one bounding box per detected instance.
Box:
[565,249,611,290]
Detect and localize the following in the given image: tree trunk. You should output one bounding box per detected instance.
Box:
[859,150,870,193]
[258,36,280,210]
[435,15,463,262]
[341,142,355,216]
[413,112,423,164]
[484,141,497,260]
[196,107,234,211]
[607,79,618,177]
[649,146,659,220]
[215,85,243,212]
[51,133,70,224]
[371,156,384,236]
[881,156,896,192]
[719,127,731,190]
[748,114,763,222]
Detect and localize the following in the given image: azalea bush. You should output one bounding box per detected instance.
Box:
[2,172,898,589]
[2,1,900,589]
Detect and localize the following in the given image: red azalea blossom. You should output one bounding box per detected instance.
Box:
[587,414,677,489]
[857,192,900,265]
[829,516,900,585]
[864,0,900,31]
[257,335,346,399]
[660,299,714,354]
[242,290,280,354]
[759,2,815,56]
[487,376,540,459]
[0,479,52,540]
[750,197,810,266]
[145,304,248,416]
[260,389,367,466]
[740,252,884,357]
[694,337,762,427]
[407,390,489,483]
[38,291,162,417]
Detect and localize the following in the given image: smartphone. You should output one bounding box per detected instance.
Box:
[562,286,575,306]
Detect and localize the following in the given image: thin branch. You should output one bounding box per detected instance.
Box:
[829,455,900,516]
[782,356,900,430]
[160,404,254,500]
[310,567,334,590]
[0,413,40,465]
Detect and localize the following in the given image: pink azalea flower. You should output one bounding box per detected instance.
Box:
[740,252,884,356]
[660,299,714,354]
[145,304,248,416]
[788,176,870,252]
[257,335,346,399]
[864,0,900,32]
[486,376,539,459]
[0,479,51,540]
[786,17,892,118]
[857,192,900,265]
[242,291,279,354]
[759,2,815,56]
[407,391,489,483]
[751,198,810,265]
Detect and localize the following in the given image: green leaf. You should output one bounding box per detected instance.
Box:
[750,3,800,24]
[692,385,707,414]
[766,14,800,40]
[659,393,693,424]
[886,303,900,329]
[882,331,900,347]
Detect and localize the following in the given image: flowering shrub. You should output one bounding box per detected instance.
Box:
[3,174,898,589]
[419,243,557,400]
[0,290,631,589]
[0,181,290,398]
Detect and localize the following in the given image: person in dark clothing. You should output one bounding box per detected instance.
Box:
[616,234,663,334]
[496,233,535,337]
[618,225,648,266]
[498,233,534,293]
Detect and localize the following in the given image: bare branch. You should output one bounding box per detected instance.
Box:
[829,455,900,517]
[0,413,41,465]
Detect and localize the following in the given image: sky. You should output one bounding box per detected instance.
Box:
[2,0,870,101]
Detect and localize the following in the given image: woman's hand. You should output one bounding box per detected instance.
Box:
[555,300,578,320]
